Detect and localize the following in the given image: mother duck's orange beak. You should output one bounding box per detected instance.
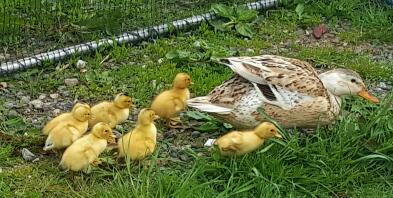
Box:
[358,89,379,104]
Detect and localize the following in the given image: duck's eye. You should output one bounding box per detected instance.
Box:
[270,129,275,133]
[104,130,109,133]
[351,79,357,83]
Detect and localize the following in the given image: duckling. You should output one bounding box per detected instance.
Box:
[43,103,91,151]
[150,73,192,127]
[118,108,159,161]
[60,122,116,172]
[43,103,91,135]
[214,122,282,156]
[89,93,133,128]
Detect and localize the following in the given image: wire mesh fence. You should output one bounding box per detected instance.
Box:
[0,0,278,74]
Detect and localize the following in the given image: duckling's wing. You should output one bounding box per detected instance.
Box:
[220,133,243,152]
[218,55,329,110]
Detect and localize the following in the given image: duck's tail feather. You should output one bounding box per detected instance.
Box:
[187,96,232,114]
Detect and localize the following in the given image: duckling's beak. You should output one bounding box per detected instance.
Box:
[358,89,379,104]
[153,115,160,120]
[275,133,283,138]
[190,81,194,85]
[108,134,117,144]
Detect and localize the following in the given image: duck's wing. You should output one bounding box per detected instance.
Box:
[187,74,250,114]
[218,55,329,110]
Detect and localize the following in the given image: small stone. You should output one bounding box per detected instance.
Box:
[4,102,14,109]
[0,82,7,89]
[246,48,255,53]
[191,131,201,138]
[76,60,87,69]
[331,37,340,44]
[179,155,188,161]
[158,58,164,64]
[30,99,44,109]
[64,78,79,86]
[379,82,391,90]
[163,132,176,139]
[43,103,53,111]
[295,28,304,36]
[38,94,46,100]
[181,144,191,150]
[58,86,66,91]
[16,91,24,97]
[19,96,30,105]
[21,148,38,162]
[53,109,61,115]
[8,110,18,117]
[61,91,70,97]
[49,93,59,99]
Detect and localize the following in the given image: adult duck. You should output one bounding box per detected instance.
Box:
[187,55,379,129]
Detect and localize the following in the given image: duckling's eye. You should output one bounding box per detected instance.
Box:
[104,130,109,133]
[351,79,357,83]
[270,129,275,133]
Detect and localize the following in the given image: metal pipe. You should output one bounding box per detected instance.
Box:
[0,0,278,75]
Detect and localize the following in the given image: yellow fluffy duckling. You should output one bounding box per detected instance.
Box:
[150,73,192,127]
[118,108,159,161]
[60,122,116,172]
[214,122,282,156]
[43,103,91,151]
[89,93,133,128]
[43,103,90,135]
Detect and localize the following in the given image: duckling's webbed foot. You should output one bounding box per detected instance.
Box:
[91,159,102,166]
[167,117,182,128]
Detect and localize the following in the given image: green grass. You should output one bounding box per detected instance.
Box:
[0,0,254,60]
[1,0,393,197]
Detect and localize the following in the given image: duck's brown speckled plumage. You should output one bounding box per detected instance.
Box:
[188,55,345,129]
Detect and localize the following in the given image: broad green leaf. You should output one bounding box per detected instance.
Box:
[236,6,257,22]
[235,23,254,38]
[211,4,234,18]
[193,40,210,51]
[223,123,233,129]
[210,20,231,32]
[185,111,212,121]
[195,122,220,132]
[165,50,191,61]
[295,4,304,19]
